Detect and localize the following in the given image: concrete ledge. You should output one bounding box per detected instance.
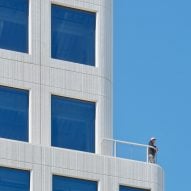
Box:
[0,139,164,191]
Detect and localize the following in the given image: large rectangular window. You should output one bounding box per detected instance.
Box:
[120,185,150,191]
[51,5,96,66]
[0,0,29,53]
[51,96,95,153]
[0,86,29,141]
[53,175,97,191]
[0,167,30,191]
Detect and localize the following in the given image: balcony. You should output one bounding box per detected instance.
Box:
[0,137,164,191]
[101,138,158,163]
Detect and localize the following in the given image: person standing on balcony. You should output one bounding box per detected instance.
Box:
[148,137,158,163]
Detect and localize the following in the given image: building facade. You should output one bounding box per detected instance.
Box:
[0,0,164,191]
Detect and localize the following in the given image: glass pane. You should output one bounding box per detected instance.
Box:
[0,0,28,52]
[51,95,95,153]
[120,185,150,191]
[0,86,29,141]
[0,167,30,191]
[116,142,147,161]
[53,175,97,191]
[51,5,96,66]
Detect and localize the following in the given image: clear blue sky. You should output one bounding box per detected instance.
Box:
[113,0,191,191]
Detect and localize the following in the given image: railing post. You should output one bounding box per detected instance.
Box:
[146,146,149,163]
[114,140,116,157]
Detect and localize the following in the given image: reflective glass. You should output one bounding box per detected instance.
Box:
[120,186,150,191]
[0,167,30,191]
[53,175,97,191]
[0,0,28,52]
[51,5,96,66]
[0,86,29,141]
[51,95,95,153]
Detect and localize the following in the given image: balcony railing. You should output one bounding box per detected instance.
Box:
[101,138,157,163]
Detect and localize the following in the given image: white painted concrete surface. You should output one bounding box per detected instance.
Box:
[0,0,164,191]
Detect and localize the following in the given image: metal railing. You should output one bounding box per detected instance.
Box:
[101,138,157,163]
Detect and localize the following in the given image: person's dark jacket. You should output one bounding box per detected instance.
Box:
[148,140,157,156]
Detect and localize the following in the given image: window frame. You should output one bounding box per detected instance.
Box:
[52,174,98,191]
[0,166,31,191]
[0,85,30,142]
[50,2,97,67]
[51,94,96,153]
[120,185,151,191]
[0,0,30,53]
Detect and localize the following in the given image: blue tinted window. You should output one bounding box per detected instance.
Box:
[0,0,28,52]
[0,86,29,141]
[51,96,95,153]
[0,167,30,191]
[51,5,96,66]
[120,186,150,191]
[53,175,97,191]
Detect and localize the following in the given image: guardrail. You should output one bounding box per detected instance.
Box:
[101,138,157,163]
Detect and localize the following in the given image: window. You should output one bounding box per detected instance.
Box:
[53,175,97,191]
[0,0,29,53]
[120,185,150,191]
[0,167,30,191]
[0,86,29,141]
[51,5,96,66]
[51,95,95,153]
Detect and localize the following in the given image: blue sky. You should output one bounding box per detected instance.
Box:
[113,0,191,191]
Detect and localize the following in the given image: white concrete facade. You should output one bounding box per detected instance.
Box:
[0,0,164,191]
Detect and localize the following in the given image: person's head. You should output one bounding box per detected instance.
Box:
[150,137,156,144]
